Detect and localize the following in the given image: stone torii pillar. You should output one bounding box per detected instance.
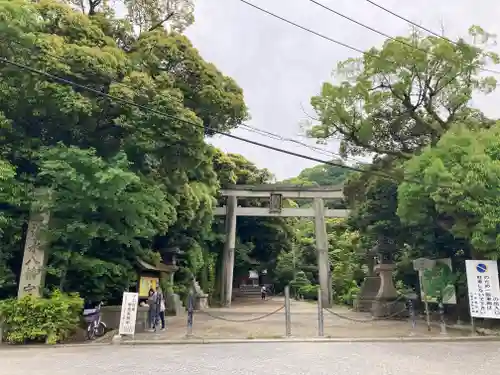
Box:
[221,195,237,306]
[313,197,332,308]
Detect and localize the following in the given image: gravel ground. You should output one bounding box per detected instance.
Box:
[3,341,499,375]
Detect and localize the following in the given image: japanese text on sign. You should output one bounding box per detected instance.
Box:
[118,292,139,336]
[465,260,500,319]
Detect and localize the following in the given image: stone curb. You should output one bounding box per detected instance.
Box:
[114,335,500,346]
[0,342,111,350]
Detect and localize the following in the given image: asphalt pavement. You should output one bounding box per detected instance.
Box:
[3,342,499,375]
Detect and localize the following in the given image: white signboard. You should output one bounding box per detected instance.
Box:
[118,292,139,336]
[465,260,500,319]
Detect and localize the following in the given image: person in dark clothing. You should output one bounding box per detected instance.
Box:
[147,288,158,331]
[261,285,266,300]
[156,286,166,331]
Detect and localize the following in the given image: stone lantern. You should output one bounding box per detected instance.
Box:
[371,236,406,317]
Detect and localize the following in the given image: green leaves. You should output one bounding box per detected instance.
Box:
[423,262,457,303]
[309,28,499,160]
[398,123,500,259]
[0,0,253,301]
[0,290,83,344]
[37,144,176,245]
[124,0,195,33]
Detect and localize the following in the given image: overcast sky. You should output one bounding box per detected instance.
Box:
[141,0,500,179]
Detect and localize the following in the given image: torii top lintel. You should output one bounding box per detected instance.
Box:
[219,184,344,199]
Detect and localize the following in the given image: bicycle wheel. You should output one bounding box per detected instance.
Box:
[95,322,106,337]
[86,323,96,340]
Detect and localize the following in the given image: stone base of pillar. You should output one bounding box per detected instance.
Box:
[354,276,381,312]
[195,294,209,310]
[371,299,408,318]
[370,263,407,318]
[166,293,185,316]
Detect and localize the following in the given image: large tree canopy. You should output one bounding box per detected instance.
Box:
[308,27,498,162]
[282,161,350,187]
[0,0,250,302]
[60,0,194,32]
[398,123,500,259]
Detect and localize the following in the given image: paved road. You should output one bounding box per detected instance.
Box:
[3,342,499,375]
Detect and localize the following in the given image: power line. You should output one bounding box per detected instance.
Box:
[3,35,362,165]
[363,0,456,43]
[239,123,366,165]
[2,36,188,107]
[0,55,424,185]
[238,0,500,75]
[306,0,500,75]
[237,0,364,54]
[363,0,500,73]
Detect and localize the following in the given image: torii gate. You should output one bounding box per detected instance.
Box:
[215,184,349,308]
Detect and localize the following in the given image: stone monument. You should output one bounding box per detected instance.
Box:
[18,191,51,298]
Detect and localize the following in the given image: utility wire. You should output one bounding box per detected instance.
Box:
[1,36,188,107]
[306,0,500,75]
[0,55,426,186]
[239,123,366,165]
[238,0,500,75]
[363,0,457,43]
[3,35,367,167]
[237,0,363,54]
[363,0,500,73]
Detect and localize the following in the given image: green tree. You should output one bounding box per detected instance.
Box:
[308,27,498,162]
[0,0,248,302]
[398,123,500,260]
[282,161,350,187]
[0,157,21,294]
[124,0,195,32]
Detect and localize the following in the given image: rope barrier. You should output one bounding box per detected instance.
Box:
[196,305,286,323]
[324,306,409,322]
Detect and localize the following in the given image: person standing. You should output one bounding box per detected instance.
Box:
[147,288,157,331]
[156,286,166,331]
[261,285,266,301]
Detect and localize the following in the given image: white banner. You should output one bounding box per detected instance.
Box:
[118,292,139,336]
[465,260,500,319]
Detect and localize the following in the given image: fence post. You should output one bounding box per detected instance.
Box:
[285,285,291,337]
[317,287,324,337]
[408,298,416,336]
[186,290,194,338]
[439,301,447,335]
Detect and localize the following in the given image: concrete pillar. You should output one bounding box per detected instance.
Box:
[313,198,332,308]
[222,195,237,307]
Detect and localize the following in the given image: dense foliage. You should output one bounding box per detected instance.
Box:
[0,290,83,344]
[0,0,499,325]
[0,0,249,303]
[303,24,500,311]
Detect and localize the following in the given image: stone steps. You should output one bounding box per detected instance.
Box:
[234,285,263,299]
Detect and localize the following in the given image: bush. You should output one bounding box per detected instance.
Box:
[338,281,360,306]
[290,271,310,298]
[298,284,319,300]
[0,290,83,344]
